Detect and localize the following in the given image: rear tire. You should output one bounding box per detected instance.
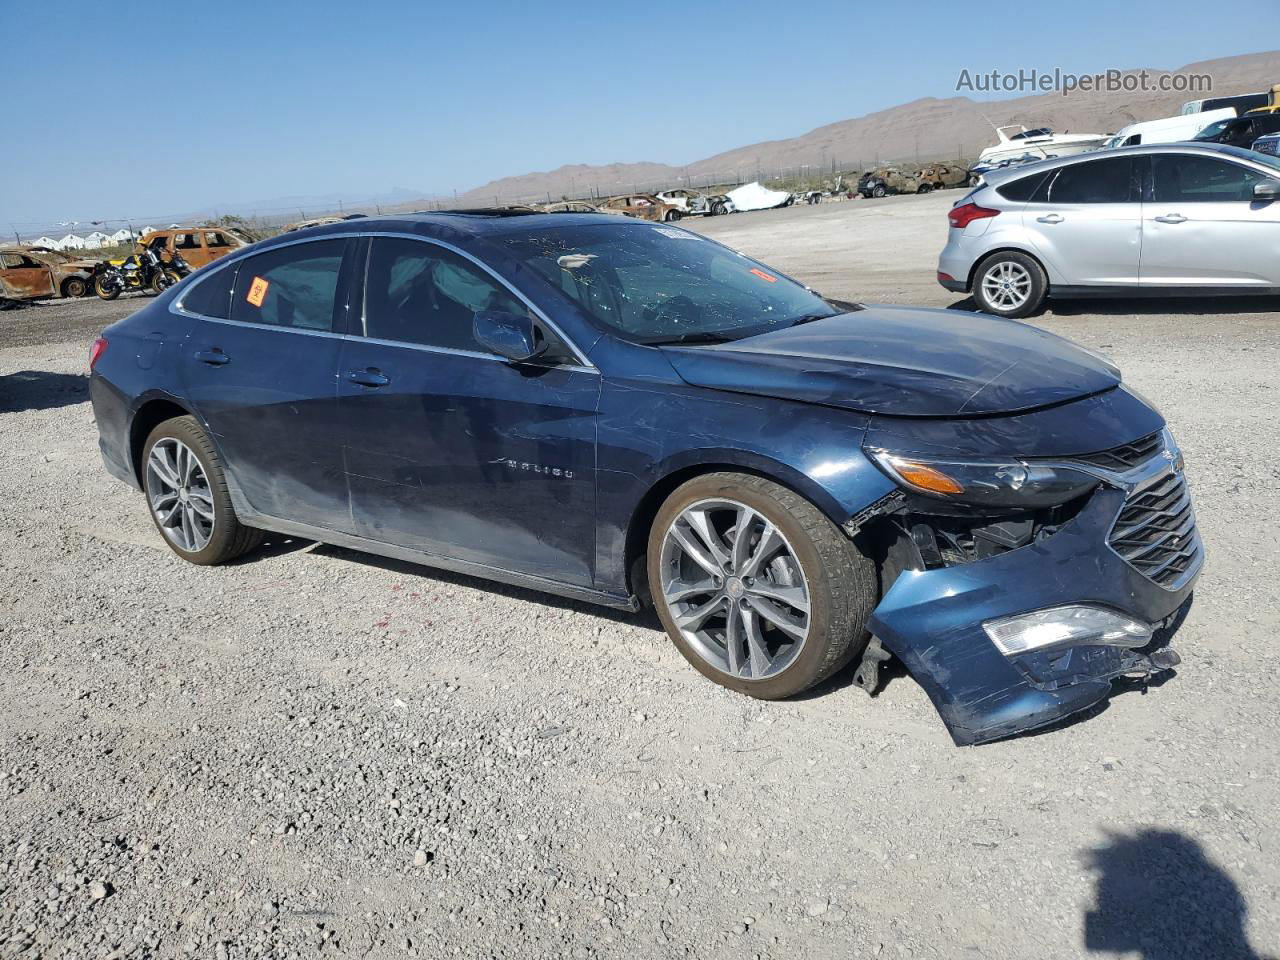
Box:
[972,251,1048,319]
[141,416,262,565]
[871,184,887,198]
[647,473,877,700]
[664,209,683,222]
[62,277,88,298]
[94,276,120,301]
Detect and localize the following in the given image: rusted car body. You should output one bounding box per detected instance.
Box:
[600,194,682,222]
[857,167,922,198]
[0,247,99,302]
[915,162,973,191]
[134,227,248,270]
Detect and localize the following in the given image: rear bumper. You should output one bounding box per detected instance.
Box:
[868,480,1202,745]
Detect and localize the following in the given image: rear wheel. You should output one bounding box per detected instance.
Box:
[94,275,120,301]
[142,416,262,565]
[664,208,682,222]
[871,184,887,198]
[62,277,88,298]
[972,251,1048,319]
[647,473,877,699]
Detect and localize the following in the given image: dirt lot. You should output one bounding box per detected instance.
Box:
[2,195,1278,960]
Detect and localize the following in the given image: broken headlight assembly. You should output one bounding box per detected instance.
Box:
[983,604,1152,656]
[867,449,1099,509]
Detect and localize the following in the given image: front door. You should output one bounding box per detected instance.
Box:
[0,253,55,299]
[336,235,600,586]
[1020,154,1143,285]
[181,237,356,530]
[1140,153,1280,287]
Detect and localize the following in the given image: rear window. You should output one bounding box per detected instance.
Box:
[996,172,1051,202]
[180,262,238,319]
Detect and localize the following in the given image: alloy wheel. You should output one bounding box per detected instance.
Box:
[981,260,1032,311]
[146,438,214,552]
[658,498,811,680]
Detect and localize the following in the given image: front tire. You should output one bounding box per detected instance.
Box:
[871,184,887,198]
[647,473,877,700]
[664,209,683,222]
[94,276,120,301]
[142,416,262,565]
[972,251,1048,319]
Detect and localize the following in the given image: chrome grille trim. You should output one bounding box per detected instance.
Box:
[1107,468,1202,590]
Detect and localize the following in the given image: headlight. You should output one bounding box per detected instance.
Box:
[867,449,1098,508]
[983,604,1152,656]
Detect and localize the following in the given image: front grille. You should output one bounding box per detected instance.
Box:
[1108,470,1201,588]
[1074,432,1163,472]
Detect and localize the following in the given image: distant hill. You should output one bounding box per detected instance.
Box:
[459,50,1280,204]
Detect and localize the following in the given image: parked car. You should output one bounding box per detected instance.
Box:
[1191,113,1280,150]
[135,227,249,270]
[600,194,682,221]
[654,189,711,215]
[90,211,1200,746]
[1103,108,1235,148]
[937,143,1280,317]
[541,201,620,215]
[915,162,972,192]
[857,167,921,198]
[1253,133,1280,157]
[0,246,99,302]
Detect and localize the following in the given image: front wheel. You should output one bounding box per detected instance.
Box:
[142,416,262,565]
[94,276,120,301]
[972,251,1048,319]
[664,208,682,222]
[871,184,886,198]
[647,473,877,699]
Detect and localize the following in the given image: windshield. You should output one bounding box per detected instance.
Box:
[1193,119,1234,140]
[498,221,840,344]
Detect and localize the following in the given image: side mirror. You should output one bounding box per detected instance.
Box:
[1254,180,1280,200]
[473,309,548,363]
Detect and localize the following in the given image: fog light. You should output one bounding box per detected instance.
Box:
[982,605,1152,657]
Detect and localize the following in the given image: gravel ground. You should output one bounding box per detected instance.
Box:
[2,195,1278,960]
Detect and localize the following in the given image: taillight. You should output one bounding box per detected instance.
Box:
[89,337,108,370]
[948,203,1000,229]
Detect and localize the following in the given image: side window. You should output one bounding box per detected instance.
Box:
[997,171,1050,202]
[363,238,530,352]
[230,239,345,331]
[1152,155,1272,203]
[147,235,169,251]
[1045,157,1136,204]
[1,254,26,269]
[173,233,201,250]
[204,231,231,248]
[180,261,238,319]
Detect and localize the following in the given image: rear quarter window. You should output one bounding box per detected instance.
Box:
[996,172,1051,202]
[179,261,238,319]
[229,239,345,331]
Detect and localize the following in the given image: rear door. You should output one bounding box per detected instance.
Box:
[201,230,237,267]
[1020,155,1143,285]
[179,237,358,530]
[1140,153,1280,286]
[336,235,600,585]
[0,253,55,299]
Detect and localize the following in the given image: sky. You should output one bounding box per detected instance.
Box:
[2,0,1276,230]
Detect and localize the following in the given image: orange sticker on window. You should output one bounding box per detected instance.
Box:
[750,268,777,283]
[246,276,269,307]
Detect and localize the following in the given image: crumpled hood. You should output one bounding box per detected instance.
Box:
[661,305,1121,417]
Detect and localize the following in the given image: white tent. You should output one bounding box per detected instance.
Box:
[57,234,86,250]
[83,232,111,249]
[27,236,60,249]
[109,229,135,244]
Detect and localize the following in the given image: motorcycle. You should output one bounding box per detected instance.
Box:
[93,248,188,300]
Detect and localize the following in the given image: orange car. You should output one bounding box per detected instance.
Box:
[135,227,249,270]
[0,246,99,301]
[599,193,683,222]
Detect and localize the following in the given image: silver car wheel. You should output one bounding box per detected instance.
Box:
[981,260,1033,311]
[658,498,811,680]
[146,438,214,553]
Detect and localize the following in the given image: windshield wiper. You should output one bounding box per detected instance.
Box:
[642,331,737,346]
[788,311,840,327]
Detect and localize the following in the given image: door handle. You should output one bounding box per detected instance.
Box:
[194,349,230,365]
[1154,214,1188,224]
[1036,214,1064,224]
[347,368,390,387]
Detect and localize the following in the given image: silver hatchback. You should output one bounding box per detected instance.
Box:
[937,142,1280,317]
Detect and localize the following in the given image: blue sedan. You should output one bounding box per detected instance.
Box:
[88,212,1201,745]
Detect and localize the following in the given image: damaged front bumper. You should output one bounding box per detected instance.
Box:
[867,467,1202,746]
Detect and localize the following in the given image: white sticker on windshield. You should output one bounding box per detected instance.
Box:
[557,253,597,270]
[654,226,699,240]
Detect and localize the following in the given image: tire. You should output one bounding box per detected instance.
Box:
[148,271,172,296]
[972,250,1048,319]
[647,472,877,700]
[664,209,682,222]
[94,276,120,301]
[141,416,263,565]
[62,277,88,298]
[916,183,933,194]
[871,184,886,198]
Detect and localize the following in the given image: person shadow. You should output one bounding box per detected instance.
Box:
[1084,828,1273,959]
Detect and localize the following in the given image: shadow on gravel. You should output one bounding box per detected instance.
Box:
[1083,828,1272,959]
[944,294,1280,317]
[0,370,88,413]
[309,543,661,629]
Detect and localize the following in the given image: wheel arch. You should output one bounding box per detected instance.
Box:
[127,395,196,487]
[966,245,1052,292]
[620,451,871,601]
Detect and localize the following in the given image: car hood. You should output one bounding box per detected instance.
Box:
[660,305,1121,417]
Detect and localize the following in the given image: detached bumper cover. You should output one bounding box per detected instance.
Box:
[869,480,1202,745]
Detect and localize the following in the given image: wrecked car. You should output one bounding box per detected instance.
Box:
[541,201,623,215]
[135,227,249,270]
[600,193,683,221]
[914,162,972,192]
[857,167,922,197]
[90,211,1200,747]
[0,246,99,302]
[655,189,711,215]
